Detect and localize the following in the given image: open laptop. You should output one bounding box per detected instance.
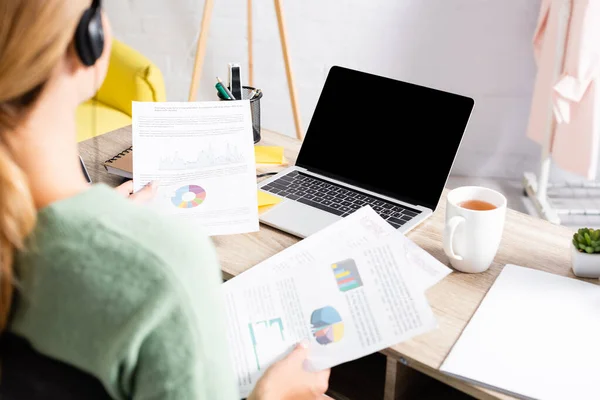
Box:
[259,65,474,238]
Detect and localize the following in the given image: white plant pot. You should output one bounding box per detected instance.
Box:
[571,244,600,278]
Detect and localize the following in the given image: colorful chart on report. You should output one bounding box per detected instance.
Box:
[331,259,363,292]
[310,306,344,346]
[171,185,206,208]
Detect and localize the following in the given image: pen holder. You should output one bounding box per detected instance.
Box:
[218,86,263,144]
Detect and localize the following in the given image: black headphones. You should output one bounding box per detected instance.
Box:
[74,0,105,67]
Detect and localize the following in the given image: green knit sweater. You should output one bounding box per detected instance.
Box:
[8,184,239,400]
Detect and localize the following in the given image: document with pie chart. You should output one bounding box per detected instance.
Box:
[132,101,258,236]
[222,207,446,398]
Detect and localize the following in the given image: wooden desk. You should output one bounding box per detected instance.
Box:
[80,126,597,400]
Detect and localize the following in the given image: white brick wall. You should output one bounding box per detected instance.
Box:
[105,0,551,179]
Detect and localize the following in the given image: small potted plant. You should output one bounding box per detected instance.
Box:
[571,228,600,278]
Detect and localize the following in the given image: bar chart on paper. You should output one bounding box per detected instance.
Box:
[331,259,363,292]
[248,318,286,371]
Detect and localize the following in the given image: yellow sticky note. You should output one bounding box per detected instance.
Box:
[258,190,282,214]
[255,146,285,164]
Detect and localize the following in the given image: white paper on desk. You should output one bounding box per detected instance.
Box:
[440,264,600,400]
[223,206,443,398]
[132,101,258,236]
[402,237,452,291]
[236,205,451,290]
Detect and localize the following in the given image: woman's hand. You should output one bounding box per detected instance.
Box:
[249,341,331,400]
[114,180,158,204]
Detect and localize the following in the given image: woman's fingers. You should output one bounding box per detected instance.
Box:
[114,180,158,203]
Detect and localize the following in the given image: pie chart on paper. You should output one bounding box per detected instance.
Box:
[171,184,207,209]
[310,306,344,345]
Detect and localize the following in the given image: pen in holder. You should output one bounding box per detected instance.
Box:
[218,86,263,144]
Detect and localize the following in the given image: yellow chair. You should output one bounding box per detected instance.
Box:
[76,39,166,142]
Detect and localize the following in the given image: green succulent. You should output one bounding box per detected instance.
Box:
[572,228,600,254]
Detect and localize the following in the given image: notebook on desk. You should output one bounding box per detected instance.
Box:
[440,264,600,400]
[103,146,132,179]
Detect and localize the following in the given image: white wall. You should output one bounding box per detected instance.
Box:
[105,0,545,179]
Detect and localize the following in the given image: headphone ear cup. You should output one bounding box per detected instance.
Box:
[74,8,104,67]
[88,12,105,63]
[75,8,95,66]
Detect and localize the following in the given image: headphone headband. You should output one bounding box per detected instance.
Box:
[92,0,101,9]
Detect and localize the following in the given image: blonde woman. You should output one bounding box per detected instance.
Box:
[0,1,330,399]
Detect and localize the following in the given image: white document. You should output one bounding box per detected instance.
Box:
[440,264,600,400]
[402,237,452,291]
[223,206,449,398]
[132,101,258,236]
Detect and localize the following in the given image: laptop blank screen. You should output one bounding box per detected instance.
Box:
[296,66,474,210]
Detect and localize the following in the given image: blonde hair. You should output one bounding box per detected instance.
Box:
[0,0,90,331]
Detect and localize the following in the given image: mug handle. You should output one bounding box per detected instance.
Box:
[444,216,465,261]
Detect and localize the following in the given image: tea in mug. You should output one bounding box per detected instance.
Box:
[459,199,497,211]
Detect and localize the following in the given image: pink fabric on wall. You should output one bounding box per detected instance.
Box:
[526,0,600,180]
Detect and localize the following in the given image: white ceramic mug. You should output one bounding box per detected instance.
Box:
[443,186,507,273]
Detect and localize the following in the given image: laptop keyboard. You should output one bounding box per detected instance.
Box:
[259,171,421,229]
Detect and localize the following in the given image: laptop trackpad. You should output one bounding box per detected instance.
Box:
[260,200,342,238]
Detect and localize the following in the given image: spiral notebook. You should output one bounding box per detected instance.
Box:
[103,146,132,179]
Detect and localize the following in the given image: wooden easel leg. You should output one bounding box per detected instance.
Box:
[248,0,254,87]
[274,0,303,140]
[188,0,215,102]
